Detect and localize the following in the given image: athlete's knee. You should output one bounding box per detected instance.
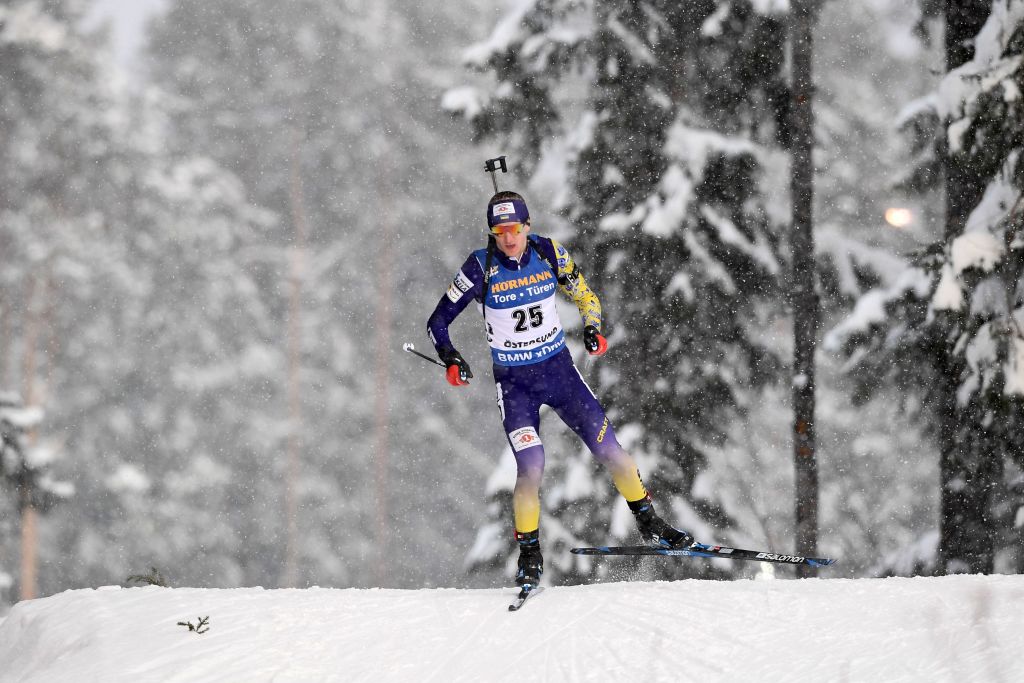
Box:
[514,445,545,480]
[593,444,638,475]
[590,441,630,466]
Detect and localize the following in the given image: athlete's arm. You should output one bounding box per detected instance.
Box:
[550,239,602,331]
[426,253,485,356]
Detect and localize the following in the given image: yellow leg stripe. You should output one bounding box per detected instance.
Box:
[608,460,648,503]
[513,480,541,533]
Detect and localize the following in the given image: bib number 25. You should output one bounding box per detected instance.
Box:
[512,305,544,332]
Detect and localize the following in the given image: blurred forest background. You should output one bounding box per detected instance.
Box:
[2,0,1023,609]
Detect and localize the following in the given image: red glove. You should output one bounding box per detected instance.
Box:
[583,325,607,356]
[439,348,472,386]
[446,364,470,386]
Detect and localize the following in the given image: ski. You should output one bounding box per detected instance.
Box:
[508,585,543,611]
[571,542,836,568]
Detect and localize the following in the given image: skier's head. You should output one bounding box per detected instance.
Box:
[487,191,531,258]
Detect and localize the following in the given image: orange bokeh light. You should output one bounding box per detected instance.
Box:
[884,208,914,228]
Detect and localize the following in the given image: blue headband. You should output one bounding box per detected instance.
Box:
[487,198,530,228]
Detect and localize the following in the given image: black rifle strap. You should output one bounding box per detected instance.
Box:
[481,236,496,322]
[529,238,567,285]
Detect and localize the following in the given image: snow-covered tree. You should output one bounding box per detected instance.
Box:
[0,0,132,601]
[829,0,1024,574]
[449,1,795,583]
[147,0,507,588]
[2,0,303,596]
[0,393,72,602]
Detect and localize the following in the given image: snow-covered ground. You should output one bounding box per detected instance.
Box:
[1,574,1022,682]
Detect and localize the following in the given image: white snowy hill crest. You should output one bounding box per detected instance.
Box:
[1,575,1023,682]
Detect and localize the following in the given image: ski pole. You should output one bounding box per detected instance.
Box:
[402,342,446,368]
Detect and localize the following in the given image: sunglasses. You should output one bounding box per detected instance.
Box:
[489,222,525,236]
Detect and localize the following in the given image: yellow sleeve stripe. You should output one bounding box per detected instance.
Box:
[551,239,602,330]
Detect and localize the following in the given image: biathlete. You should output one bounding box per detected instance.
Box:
[426,191,693,587]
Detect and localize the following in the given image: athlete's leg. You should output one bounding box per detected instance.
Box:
[548,359,648,504]
[549,356,693,547]
[512,443,544,533]
[495,378,546,533]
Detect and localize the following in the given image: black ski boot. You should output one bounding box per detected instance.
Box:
[515,530,544,587]
[628,495,694,549]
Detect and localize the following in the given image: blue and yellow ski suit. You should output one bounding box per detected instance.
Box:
[427,235,650,534]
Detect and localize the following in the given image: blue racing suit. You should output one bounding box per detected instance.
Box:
[427,235,649,533]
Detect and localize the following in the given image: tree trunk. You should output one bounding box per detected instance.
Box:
[942,413,1002,573]
[19,488,38,600]
[373,189,393,586]
[789,0,821,577]
[944,0,991,241]
[18,269,44,601]
[0,288,9,387]
[282,128,309,588]
[938,0,994,575]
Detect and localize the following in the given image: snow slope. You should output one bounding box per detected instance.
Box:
[1,575,1022,682]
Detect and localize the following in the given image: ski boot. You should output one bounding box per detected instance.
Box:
[514,530,544,587]
[628,495,694,549]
